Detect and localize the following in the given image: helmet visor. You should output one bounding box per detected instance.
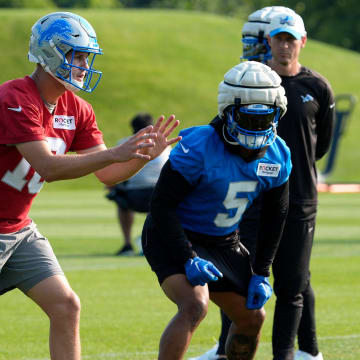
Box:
[225,104,279,149]
[233,104,276,131]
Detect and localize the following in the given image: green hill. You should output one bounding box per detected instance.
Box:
[1,8,359,189]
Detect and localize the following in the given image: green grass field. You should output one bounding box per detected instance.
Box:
[0,8,359,360]
[0,188,359,360]
[0,8,359,186]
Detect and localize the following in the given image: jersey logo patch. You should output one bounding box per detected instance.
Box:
[53,115,76,130]
[180,142,189,154]
[8,105,22,112]
[257,163,281,177]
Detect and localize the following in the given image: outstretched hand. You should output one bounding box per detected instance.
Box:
[140,114,182,160]
[110,115,181,163]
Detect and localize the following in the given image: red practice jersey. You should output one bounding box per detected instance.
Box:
[0,76,104,233]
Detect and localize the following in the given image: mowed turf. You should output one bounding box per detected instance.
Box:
[0,8,360,186]
[0,189,359,360]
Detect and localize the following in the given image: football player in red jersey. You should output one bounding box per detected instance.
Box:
[0,11,180,360]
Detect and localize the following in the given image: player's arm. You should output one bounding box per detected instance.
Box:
[93,114,181,185]
[315,85,336,160]
[16,115,181,185]
[252,179,289,277]
[150,160,197,263]
[16,133,154,183]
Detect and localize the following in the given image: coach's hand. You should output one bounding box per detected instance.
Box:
[185,257,223,286]
[246,274,272,310]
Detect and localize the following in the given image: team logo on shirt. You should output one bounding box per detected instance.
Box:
[257,163,281,177]
[53,115,76,130]
[301,94,314,103]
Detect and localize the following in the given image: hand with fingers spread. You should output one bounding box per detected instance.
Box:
[110,126,158,162]
[139,114,182,160]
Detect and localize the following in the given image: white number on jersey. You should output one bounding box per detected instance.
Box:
[1,137,67,194]
[214,181,258,227]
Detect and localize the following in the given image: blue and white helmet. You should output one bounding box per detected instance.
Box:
[241,6,296,62]
[28,12,103,92]
[218,61,287,149]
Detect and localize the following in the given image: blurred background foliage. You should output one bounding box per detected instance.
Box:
[0,0,359,52]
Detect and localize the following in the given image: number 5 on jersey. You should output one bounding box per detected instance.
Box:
[214,181,258,227]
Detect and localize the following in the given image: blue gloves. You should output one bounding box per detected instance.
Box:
[185,257,223,286]
[246,274,273,310]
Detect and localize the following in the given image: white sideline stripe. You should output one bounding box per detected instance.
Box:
[26,350,158,360]
[260,333,360,345]
[24,334,360,360]
[62,263,142,271]
[321,333,360,340]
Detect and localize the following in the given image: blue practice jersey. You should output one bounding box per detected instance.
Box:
[169,125,292,236]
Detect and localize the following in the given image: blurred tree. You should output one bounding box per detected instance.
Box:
[78,0,118,7]
[118,0,152,7]
[151,0,247,15]
[52,0,76,7]
[0,0,55,6]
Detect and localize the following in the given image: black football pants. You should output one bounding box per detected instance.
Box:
[272,211,319,360]
[216,205,319,360]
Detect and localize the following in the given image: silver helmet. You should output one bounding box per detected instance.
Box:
[28,12,103,92]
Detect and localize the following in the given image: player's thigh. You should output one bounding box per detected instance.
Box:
[142,215,187,285]
[191,242,252,297]
[26,274,79,316]
[210,291,264,330]
[0,223,63,296]
[161,273,209,309]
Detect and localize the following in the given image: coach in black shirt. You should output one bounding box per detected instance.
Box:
[265,12,335,360]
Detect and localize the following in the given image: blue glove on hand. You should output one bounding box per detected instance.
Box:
[185,257,223,286]
[246,274,273,310]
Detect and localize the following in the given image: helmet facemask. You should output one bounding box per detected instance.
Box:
[224,102,280,149]
[55,44,102,92]
[241,31,271,63]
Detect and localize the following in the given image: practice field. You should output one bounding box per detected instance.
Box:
[0,188,359,360]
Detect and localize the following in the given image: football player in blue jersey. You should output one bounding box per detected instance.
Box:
[192,8,334,360]
[142,61,292,360]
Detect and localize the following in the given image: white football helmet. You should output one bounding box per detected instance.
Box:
[28,12,103,92]
[241,6,296,62]
[218,61,287,149]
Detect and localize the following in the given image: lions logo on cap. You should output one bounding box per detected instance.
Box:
[279,15,296,26]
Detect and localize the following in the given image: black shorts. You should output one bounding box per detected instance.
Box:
[142,216,253,297]
[111,187,154,213]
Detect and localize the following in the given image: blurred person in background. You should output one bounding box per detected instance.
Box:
[191,7,335,360]
[106,112,171,255]
[0,11,180,360]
